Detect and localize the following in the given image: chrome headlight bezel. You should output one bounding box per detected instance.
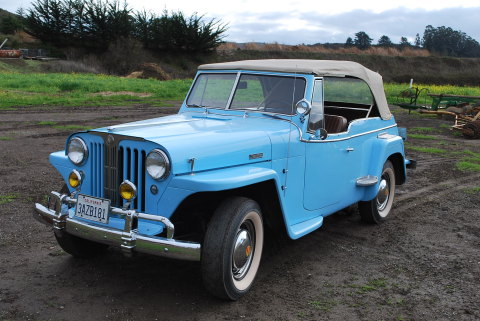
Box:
[67,137,88,165]
[146,149,170,180]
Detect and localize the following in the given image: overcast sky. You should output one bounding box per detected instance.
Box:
[2,0,479,45]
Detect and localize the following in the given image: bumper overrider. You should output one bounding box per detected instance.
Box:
[34,191,201,261]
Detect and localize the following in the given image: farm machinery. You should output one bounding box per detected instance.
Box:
[395,80,480,139]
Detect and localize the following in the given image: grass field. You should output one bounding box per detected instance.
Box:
[0,72,191,108]
[0,71,479,109]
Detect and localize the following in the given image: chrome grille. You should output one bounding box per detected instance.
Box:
[89,133,146,212]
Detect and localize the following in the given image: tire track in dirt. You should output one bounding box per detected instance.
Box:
[395,172,480,213]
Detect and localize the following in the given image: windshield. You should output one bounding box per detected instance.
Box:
[186,73,306,115]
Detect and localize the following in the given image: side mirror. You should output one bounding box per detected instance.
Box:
[315,128,328,140]
[295,99,311,116]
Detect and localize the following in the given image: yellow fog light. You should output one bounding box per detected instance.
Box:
[68,170,82,188]
[119,180,137,201]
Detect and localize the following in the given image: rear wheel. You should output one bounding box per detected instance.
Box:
[359,160,396,224]
[201,197,264,300]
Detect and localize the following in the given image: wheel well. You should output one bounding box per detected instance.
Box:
[388,153,406,185]
[168,180,287,242]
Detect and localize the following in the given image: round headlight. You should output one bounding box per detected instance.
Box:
[146,149,170,180]
[67,137,88,165]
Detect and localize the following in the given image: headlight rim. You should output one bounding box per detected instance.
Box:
[67,137,88,165]
[146,148,170,181]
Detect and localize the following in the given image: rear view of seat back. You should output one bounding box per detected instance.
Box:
[324,114,347,134]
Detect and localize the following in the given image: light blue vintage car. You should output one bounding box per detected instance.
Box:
[34,59,414,300]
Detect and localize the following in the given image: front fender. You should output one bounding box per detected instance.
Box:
[169,164,280,192]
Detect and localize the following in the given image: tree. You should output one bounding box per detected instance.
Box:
[354,31,372,50]
[423,25,480,57]
[377,35,392,47]
[0,15,23,34]
[345,37,353,47]
[399,37,411,49]
[133,10,227,53]
[414,33,421,47]
[21,0,227,53]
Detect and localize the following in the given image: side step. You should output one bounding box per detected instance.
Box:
[356,175,378,187]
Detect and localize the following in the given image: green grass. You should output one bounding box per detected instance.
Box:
[52,124,93,131]
[455,150,480,172]
[0,194,17,205]
[346,278,389,294]
[0,136,12,140]
[309,300,337,311]
[37,121,93,131]
[0,72,191,108]
[408,134,437,140]
[456,161,480,172]
[410,127,437,134]
[408,143,480,171]
[465,187,480,194]
[406,145,447,154]
[38,121,57,125]
[1,72,479,109]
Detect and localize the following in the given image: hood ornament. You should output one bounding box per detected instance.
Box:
[106,134,115,146]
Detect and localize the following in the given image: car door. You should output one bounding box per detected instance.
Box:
[303,78,363,211]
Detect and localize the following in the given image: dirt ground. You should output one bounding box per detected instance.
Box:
[0,103,479,321]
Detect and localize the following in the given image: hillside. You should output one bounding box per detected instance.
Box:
[212,50,480,85]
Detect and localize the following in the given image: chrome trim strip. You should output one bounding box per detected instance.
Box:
[33,192,200,261]
[107,119,200,131]
[303,124,398,143]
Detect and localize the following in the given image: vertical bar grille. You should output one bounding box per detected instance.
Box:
[89,134,147,212]
[115,144,146,211]
[104,143,119,206]
[90,142,104,198]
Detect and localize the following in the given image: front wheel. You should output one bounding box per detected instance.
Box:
[201,197,264,300]
[358,160,396,224]
[54,231,108,258]
[52,184,108,258]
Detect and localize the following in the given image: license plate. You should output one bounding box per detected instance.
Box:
[75,194,110,224]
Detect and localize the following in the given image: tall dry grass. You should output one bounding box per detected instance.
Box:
[218,42,430,57]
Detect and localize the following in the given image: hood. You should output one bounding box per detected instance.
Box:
[91,112,291,175]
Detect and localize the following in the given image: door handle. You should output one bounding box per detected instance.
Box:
[346,147,354,152]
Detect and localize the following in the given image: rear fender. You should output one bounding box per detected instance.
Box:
[362,135,406,201]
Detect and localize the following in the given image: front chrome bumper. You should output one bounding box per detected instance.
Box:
[34,191,201,261]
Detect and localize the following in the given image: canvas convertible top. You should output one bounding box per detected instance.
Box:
[199,59,392,120]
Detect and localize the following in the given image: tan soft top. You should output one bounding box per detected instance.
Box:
[199,59,392,120]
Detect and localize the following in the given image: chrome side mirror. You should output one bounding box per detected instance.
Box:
[295,99,311,122]
[295,99,311,115]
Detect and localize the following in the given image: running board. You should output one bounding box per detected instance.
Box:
[356,175,378,186]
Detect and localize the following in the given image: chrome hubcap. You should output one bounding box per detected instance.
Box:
[232,221,255,280]
[376,177,390,211]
